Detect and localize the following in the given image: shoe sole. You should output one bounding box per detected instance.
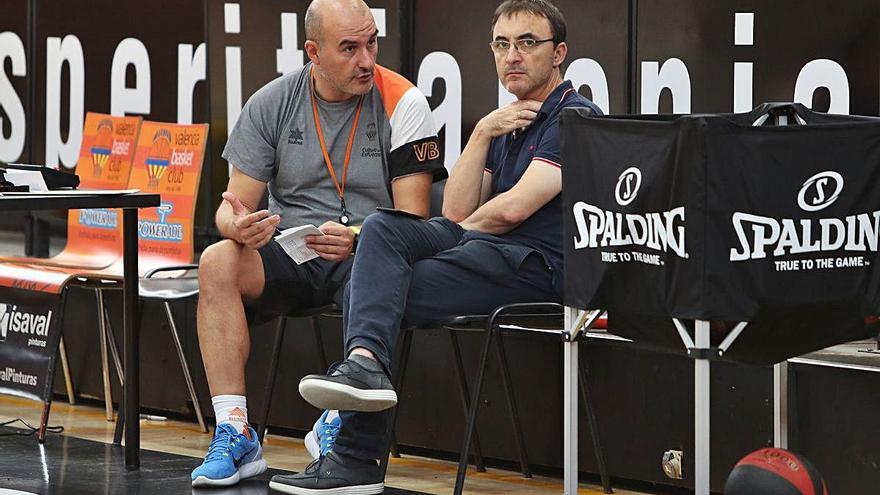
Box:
[191,458,268,487]
[268,481,384,495]
[299,380,397,412]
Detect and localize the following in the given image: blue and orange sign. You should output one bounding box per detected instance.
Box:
[130,121,208,271]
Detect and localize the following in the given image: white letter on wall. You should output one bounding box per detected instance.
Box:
[498,80,516,108]
[46,35,85,169]
[417,52,461,171]
[0,32,26,162]
[111,38,151,116]
[733,12,754,112]
[370,9,386,37]
[225,3,242,141]
[794,59,850,115]
[276,13,303,75]
[641,58,691,114]
[178,43,206,124]
[564,58,610,114]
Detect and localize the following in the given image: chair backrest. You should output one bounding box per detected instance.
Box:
[50,113,143,267]
[0,119,207,292]
[77,113,142,189]
[0,113,140,292]
[126,121,209,273]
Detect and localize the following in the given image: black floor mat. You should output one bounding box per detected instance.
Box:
[0,427,426,495]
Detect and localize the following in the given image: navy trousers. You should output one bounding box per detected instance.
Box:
[332,211,559,461]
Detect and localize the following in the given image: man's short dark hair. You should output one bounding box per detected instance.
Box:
[492,0,566,43]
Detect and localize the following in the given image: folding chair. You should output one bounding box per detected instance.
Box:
[135,264,205,431]
[449,302,612,495]
[254,304,342,443]
[253,305,492,475]
[0,113,142,270]
[381,323,489,474]
[28,120,212,439]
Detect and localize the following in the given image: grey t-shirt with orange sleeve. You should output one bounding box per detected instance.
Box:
[222,63,446,229]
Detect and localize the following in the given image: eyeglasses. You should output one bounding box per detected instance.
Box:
[489,38,555,55]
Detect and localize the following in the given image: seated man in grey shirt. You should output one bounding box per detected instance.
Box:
[190,0,445,488]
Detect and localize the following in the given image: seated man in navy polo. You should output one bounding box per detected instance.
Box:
[270,1,601,493]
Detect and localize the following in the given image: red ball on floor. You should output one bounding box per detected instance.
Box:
[725,448,829,495]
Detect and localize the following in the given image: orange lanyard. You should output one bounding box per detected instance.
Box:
[310,75,364,212]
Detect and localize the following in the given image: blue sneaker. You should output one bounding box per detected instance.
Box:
[304,410,341,460]
[191,423,267,487]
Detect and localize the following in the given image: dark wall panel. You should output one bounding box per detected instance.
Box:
[32,0,206,168]
[636,0,880,115]
[790,364,880,495]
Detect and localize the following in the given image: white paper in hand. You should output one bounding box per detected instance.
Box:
[274,224,324,264]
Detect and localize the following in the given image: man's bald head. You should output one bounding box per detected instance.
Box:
[303,0,378,100]
[305,0,373,42]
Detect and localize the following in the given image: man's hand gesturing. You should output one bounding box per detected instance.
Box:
[223,191,280,249]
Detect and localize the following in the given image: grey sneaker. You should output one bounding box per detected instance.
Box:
[298,354,397,412]
[268,451,383,495]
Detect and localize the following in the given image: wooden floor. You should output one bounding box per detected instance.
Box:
[0,395,655,494]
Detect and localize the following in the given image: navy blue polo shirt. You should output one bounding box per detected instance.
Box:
[479,81,601,282]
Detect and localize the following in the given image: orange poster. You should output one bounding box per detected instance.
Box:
[77,113,142,189]
[128,121,209,272]
[0,113,142,271]
[59,113,143,266]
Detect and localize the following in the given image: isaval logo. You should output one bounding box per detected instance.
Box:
[0,367,38,387]
[730,170,879,262]
[0,303,53,342]
[138,202,184,242]
[615,167,642,206]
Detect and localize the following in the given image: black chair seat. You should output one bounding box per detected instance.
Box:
[442,308,564,333]
[284,304,340,319]
[138,274,198,300]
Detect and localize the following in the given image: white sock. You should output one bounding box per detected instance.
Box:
[212,395,248,434]
[325,410,340,424]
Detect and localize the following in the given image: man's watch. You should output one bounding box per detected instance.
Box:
[349,226,361,254]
